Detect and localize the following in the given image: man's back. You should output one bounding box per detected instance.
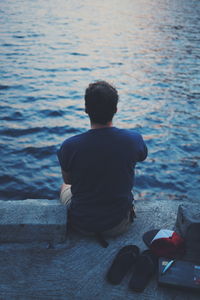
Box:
[58,126,147,232]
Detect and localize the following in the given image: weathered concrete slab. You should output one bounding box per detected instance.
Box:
[0,199,67,243]
[0,199,199,300]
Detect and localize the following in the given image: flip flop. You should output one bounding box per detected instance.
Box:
[129,249,158,292]
[106,245,140,285]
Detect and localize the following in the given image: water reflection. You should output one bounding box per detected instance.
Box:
[0,0,199,201]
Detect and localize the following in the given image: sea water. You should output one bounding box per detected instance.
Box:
[0,0,199,202]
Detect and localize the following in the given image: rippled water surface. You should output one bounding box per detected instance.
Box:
[0,0,200,202]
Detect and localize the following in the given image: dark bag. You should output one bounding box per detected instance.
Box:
[174,203,200,262]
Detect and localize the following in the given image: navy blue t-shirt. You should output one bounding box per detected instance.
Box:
[57,127,147,232]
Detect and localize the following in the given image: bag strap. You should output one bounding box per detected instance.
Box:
[95,206,136,248]
[95,232,109,248]
[130,204,136,222]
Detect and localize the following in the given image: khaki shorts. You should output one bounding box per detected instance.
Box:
[60,184,133,237]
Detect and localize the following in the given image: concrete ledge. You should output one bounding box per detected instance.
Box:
[0,200,200,299]
[0,199,67,243]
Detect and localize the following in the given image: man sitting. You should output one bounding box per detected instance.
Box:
[57,81,147,238]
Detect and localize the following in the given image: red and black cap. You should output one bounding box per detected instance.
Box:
[143,229,185,258]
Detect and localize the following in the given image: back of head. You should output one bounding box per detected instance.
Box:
[84,81,118,125]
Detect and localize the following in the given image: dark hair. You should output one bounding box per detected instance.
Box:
[84,81,118,125]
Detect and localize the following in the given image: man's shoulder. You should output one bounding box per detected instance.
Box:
[115,127,142,140]
[61,131,89,147]
[113,128,146,151]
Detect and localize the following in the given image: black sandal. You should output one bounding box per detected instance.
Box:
[129,249,158,292]
[106,245,140,285]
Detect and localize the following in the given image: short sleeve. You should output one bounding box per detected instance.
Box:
[137,134,148,162]
[57,143,71,172]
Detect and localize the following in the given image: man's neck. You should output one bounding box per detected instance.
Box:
[91,121,113,130]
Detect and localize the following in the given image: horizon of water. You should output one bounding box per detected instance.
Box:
[0,0,200,202]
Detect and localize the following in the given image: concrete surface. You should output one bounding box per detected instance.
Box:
[0,199,199,300]
[0,199,67,243]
